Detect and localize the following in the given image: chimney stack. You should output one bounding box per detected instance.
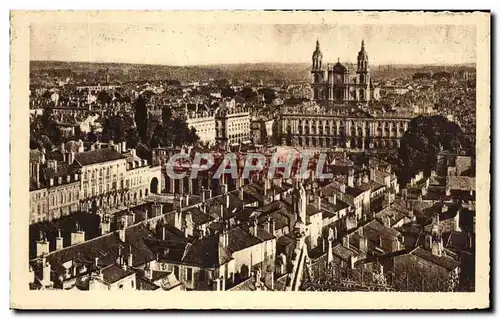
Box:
[343,234,350,249]
[41,254,52,287]
[55,229,63,250]
[174,205,183,230]
[70,223,85,246]
[36,232,49,257]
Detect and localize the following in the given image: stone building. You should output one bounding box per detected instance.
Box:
[310,40,380,103]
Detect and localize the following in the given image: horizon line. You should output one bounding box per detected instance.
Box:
[30,59,477,68]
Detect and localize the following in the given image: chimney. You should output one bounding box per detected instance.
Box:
[315,194,322,210]
[220,183,228,196]
[74,173,79,181]
[212,277,221,291]
[265,216,272,234]
[431,237,443,257]
[219,229,229,248]
[60,142,65,153]
[184,212,194,237]
[225,193,230,209]
[152,203,163,217]
[425,234,432,249]
[41,254,52,287]
[348,255,356,269]
[100,215,111,235]
[369,168,375,181]
[58,176,63,185]
[359,236,368,252]
[327,238,333,263]
[343,234,350,249]
[67,151,75,165]
[174,206,182,230]
[121,141,127,152]
[269,217,275,235]
[250,218,258,237]
[379,236,384,249]
[239,186,244,201]
[201,186,206,202]
[347,168,354,187]
[70,223,85,245]
[55,229,63,250]
[185,194,190,207]
[144,263,153,280]
[128,251,133,267]
[36,233,49,257]
[49,178,54,187]
[363,172,369,184]
[382,216,391,228]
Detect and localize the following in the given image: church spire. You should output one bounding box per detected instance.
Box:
[312,39,323,70]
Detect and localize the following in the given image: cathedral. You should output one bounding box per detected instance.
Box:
[311,40,380,103]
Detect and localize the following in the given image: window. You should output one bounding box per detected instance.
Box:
[174,266,179,278]
[118,284,123,290]
[131,280,134,289]
[186,268,193,281]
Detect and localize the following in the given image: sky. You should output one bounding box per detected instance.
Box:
[30,23,476,66]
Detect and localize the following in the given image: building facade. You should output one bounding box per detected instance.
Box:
[215,106,251,146]
[281,105,411,149]
[311,40,380,103]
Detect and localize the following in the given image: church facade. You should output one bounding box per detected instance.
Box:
[310,40,380,103]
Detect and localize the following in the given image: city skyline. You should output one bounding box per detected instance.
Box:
[30,23,477,66]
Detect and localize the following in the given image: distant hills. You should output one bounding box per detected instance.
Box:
[30,60,476,85]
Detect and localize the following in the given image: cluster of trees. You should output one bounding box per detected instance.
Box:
[220,86,278,104]
[396,115,467,187]
[412,71,452,81]
[30,109,62,150]
[150,106,200,148]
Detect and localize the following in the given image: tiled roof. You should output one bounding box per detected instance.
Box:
[447,176,475,191]
[362,219,401,243]
[100,263,135,284]
[74,149,126,166]
[331,243,358,262]
[345,186,365,198]
[136,276,160,290]
[411,247,460,271]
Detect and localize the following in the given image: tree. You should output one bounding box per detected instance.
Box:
[125,128,140,149]
[134,95,148,143]
[221,87,236,98]
[161,106,173,125]
[258,88,277,104]
[397,115,466,187]
[97,91,112,105]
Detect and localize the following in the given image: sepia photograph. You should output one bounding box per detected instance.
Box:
[10,10,490,309]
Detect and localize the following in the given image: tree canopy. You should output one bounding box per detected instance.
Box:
[150,106,200,148]
[134,95,148,143]
[396,115,467,186]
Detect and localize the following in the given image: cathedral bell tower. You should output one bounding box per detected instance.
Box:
[356,40,371,102]
[311,40,325,100]
[357,40,370,85]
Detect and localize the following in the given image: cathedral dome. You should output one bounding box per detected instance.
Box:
[332,61,348,74]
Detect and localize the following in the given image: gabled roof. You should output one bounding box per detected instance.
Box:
[100,263,135,284]
[410,247,460,271]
